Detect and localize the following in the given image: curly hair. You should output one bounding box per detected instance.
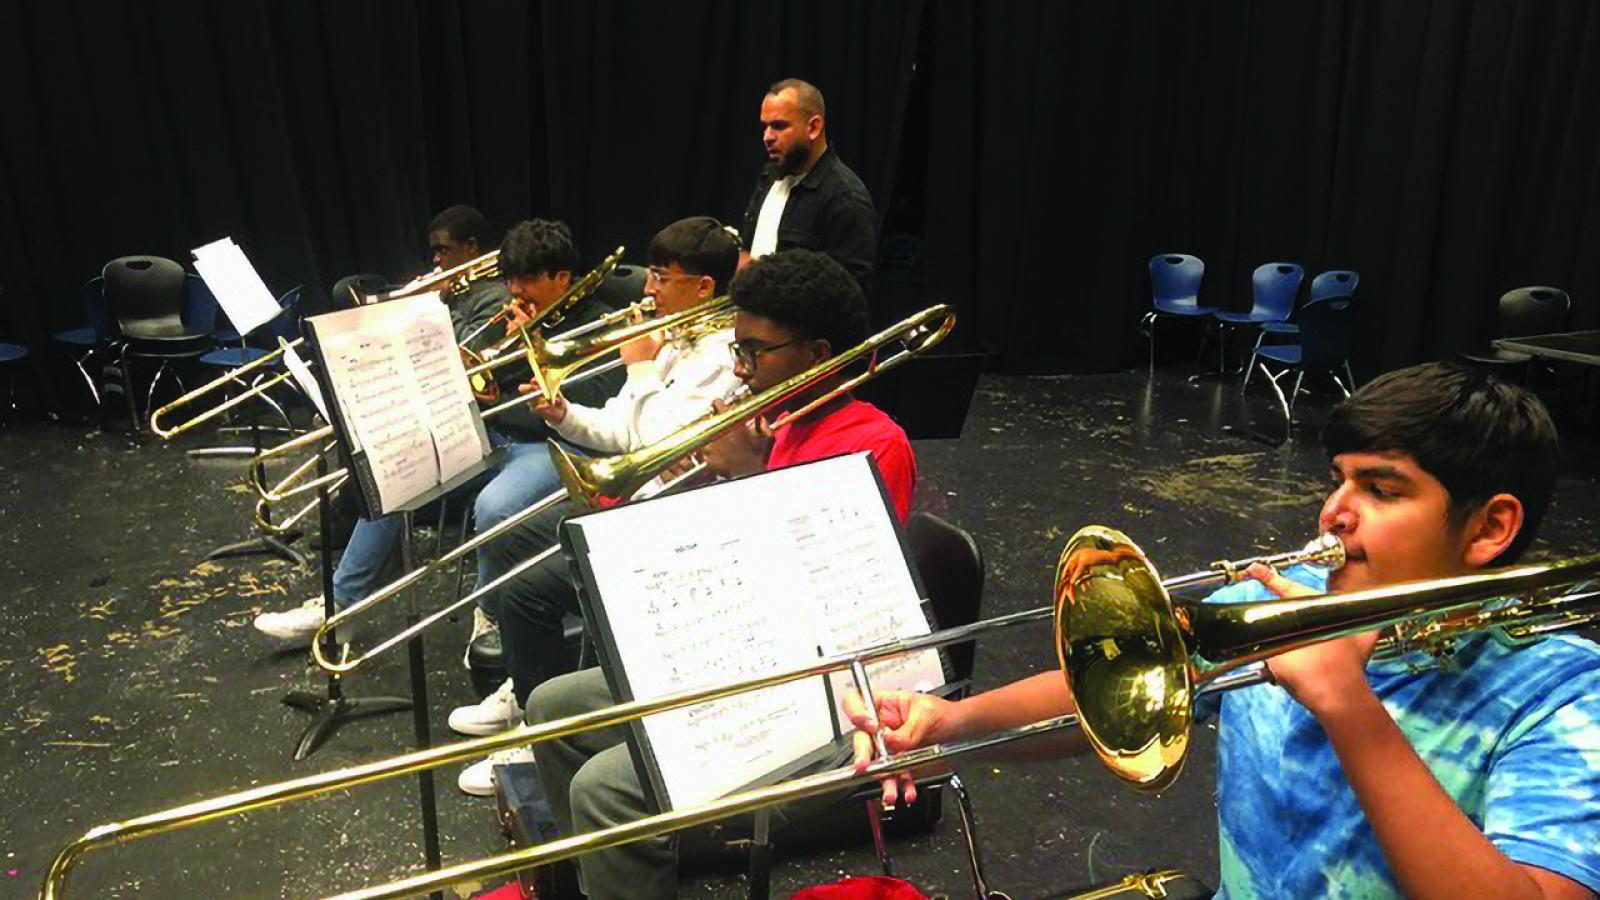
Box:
[427,205,495,248]
[499,219,578,279]
[730,249,868,355]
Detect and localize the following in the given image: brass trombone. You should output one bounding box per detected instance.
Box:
[42,530,1600,899]
[309,303,953,673]
[149,249,504,440]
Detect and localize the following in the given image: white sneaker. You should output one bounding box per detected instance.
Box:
[458,745,534,797]
[253,596,327,643]
[464,607,498,669]
[447,677,520,736]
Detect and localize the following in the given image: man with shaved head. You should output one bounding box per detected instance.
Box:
[740,77,878,301]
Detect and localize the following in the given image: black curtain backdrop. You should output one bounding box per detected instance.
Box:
[3,1,1598,399]
[921,0,1600,373]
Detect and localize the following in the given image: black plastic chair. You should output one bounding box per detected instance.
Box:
[331,272,393,310]
[1460,286,1572,374]
[736,511,991,900]
[101,256,216,430]
[594,264,649,310]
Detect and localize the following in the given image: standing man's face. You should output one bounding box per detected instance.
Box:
[429,229,479,272]
[760,89,821,177]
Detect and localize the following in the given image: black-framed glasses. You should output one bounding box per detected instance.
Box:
[729,338,800,369]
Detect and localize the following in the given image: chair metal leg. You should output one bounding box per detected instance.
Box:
[1344,361,1356,391]
[1261,363,1294,434]
[1142,313,1157,373]
[72,350,102,406]
[1240,332,1267,392]
[1290,371,1305,414]
[118,347,139,431]
[948,773,1010,900]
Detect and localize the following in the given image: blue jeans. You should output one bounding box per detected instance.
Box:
[472,441,563,620]
[330,432,539,611]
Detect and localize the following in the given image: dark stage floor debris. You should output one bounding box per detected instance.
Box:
[4,367,1597,899]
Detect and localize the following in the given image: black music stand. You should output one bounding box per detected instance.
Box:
[281,453,411,759]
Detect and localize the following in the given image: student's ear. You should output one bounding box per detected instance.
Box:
[1462,494,1524,567]
[807,338,832,365]
[555,270,573,292]
[465,239,480,257]
[698,275,715,300]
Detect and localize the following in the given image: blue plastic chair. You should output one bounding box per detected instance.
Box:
[195,286,304,429]
[51,276,119,406]
[1250,296,1355,435]
[0,340,27,418]
[1214,262,1303,373]
[1245,269,1357,389]
[1141,253,1215,370]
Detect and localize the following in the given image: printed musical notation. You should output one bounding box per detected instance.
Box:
[311,295,490,514]
[571,453,944,811]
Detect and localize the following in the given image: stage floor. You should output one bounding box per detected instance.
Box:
[5,366,1598,899]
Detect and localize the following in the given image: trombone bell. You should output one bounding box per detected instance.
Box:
[1054,526,1193,791]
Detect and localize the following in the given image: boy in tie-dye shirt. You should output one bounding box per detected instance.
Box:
[849,362,1600,899]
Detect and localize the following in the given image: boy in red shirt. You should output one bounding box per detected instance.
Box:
[700,247,915,520]
[525,249,918,900]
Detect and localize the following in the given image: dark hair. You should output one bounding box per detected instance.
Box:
[767,78,826,119]
[427,205,494,248]
[730,249,868,357]
[499,219,578,279]
[1322,361,1560,564]
[647,217,740,293]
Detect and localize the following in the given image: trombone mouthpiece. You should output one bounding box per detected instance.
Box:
[1301,533,1346,572]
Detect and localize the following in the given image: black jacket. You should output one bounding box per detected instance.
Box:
[740,146,878,299]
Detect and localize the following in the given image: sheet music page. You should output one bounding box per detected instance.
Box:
[573,453,941,810]
[397,292,484,484]
[280,338,329,422]
[786,500,946,732]
[309,295,487,512]
[586,534,829,810]
[319,326,436,511]
[191,237,281,335]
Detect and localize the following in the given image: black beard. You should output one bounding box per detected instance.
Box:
[764,143,811,178]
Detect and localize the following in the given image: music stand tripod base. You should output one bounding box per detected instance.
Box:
[206,533,307,567]
[283,685,411,761]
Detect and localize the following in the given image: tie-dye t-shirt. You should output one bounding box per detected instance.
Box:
[1199,566,1600,899]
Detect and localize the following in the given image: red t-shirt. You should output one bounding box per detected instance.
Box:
[766,399,916,521]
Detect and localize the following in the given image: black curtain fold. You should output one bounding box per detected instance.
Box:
[920,0,1600,374]
[3,0,1598,395]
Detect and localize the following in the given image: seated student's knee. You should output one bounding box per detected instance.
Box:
[569,747,644,830]
[474,481,519,531]
[526,667,607,726]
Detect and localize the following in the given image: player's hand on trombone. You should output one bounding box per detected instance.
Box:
[504,297,538,336]
[843,688,957,807]
[699,399,773,477]
[1245,563,1380,718]
[519,383,569,425]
